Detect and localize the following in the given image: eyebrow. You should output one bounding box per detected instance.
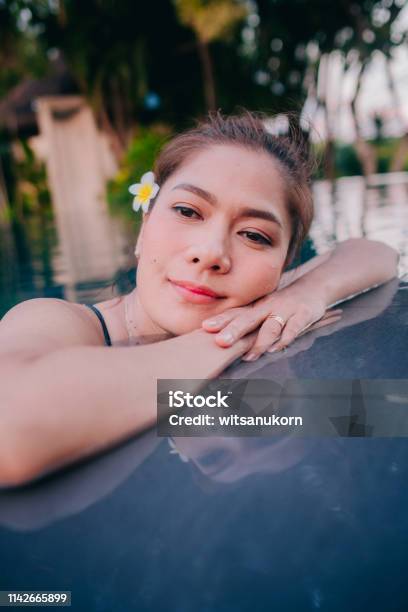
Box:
[171,182,283,229]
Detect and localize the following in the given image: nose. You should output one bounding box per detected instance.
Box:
[185,234,232,273]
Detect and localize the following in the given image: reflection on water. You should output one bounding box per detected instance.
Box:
[1,172,407,318]
[312,173,408,280]
[0,210,136,317]
[1,431,408,610]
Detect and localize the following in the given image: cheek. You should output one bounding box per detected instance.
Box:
[136,228,183,304]
[139,224,174,269]
[235,256,283,303]
[147,210,185,251]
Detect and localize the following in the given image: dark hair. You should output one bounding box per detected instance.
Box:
[152,110,314,266]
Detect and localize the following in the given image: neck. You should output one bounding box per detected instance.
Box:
[125,288,173,345]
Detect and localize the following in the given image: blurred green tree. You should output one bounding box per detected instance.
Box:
[1,0,407,177]
[174,0,247,110]
[254,0,406,176]
[0,1,46,99]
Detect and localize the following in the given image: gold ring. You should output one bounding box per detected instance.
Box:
[266,314,286,329]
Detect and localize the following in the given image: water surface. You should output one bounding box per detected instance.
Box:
[1,173,407,318]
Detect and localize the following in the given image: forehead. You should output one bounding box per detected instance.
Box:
[163,144,291,230]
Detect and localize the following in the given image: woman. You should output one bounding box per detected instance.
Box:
[0,112,398,487]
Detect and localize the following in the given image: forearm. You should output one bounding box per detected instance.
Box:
[284,238,398,308]
[278,252,330,289]
[1,330,247,485]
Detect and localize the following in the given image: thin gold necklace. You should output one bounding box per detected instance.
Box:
[124,289,172,346]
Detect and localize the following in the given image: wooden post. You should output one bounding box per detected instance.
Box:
[35,96,129,294]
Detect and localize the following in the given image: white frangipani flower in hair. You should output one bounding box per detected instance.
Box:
[129,171,160,213]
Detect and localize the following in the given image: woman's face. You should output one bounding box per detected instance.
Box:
[135,144,292,336]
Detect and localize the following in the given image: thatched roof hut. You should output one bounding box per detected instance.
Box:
[0,60,77,136]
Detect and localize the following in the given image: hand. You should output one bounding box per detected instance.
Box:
[201,287,342,361]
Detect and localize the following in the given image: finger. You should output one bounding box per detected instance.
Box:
[296,308,342,336]
[239,330,258,355]
[242,306,344,360]
[297,312,343,336]
[327,308,343,316]
[321,308,343,320]
[300,314,342,334]
[277,316,316,349]
[201,310,238,332]
[262,313,310,355]
[241,312,343,361]
[214,306,275,347]
[270,314,342,353]
[241,316,289,360]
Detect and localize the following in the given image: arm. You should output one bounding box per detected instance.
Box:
[281,238,398,308]
[277,252,331,290]
[0,300,253,487]
[202,238,399,358]
[278,238,398,304]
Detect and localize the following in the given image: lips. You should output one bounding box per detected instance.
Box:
[169,279,224,298]
[168,279,226,305]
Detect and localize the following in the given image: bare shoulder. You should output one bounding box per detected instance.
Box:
[0,298,105,361]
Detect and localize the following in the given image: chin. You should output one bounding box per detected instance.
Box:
[152,308,207,336]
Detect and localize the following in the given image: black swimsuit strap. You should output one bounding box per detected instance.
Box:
[84,304,112,346]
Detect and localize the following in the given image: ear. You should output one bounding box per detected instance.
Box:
[134,212,149,258]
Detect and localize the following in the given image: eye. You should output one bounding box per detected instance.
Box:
[173,205,201,219]
[240,231,272,246]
